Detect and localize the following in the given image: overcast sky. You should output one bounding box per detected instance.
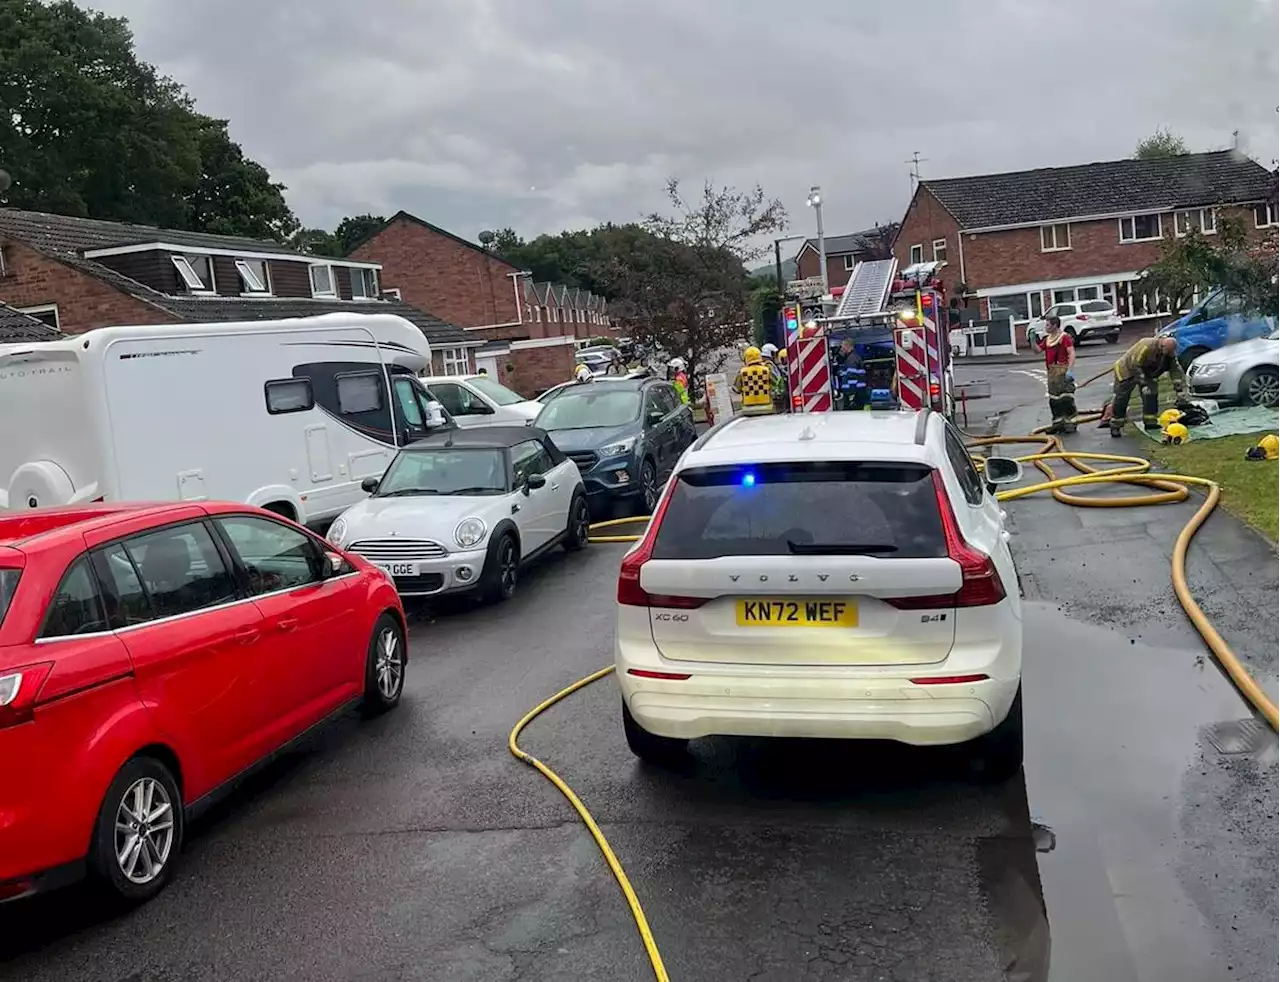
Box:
[86,0,1279,247]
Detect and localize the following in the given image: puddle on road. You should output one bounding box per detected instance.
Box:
[1019,601,1277,982]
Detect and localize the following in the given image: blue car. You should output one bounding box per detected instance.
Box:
[1158,289,1278,369]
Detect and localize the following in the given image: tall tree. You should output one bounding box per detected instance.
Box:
[0,0,297,239]
[1140,213,1278,315]
[288,227,343,257]
[1134,127,1189,160]
[596,180,788,378]
[335,214,386,255]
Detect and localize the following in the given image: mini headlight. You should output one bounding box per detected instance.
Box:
[455,517,487,548]
[326,517,348,547]
[599,436,637,457]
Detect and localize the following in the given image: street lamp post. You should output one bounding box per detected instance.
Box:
[773,234,805,298]
[806,185,827,296]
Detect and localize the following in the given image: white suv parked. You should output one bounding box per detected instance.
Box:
[614,410,1026,779]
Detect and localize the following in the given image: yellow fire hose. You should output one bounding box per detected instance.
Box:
[508,405,1277,982]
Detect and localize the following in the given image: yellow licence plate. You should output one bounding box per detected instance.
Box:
[736,598,858,628]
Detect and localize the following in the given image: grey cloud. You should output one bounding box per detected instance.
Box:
[86,0,1278,243]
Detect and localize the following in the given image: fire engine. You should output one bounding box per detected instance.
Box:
[782,259,954,418]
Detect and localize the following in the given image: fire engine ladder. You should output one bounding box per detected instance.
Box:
[833,258,898,320]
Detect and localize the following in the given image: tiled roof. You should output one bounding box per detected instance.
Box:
[920,150,1277,229]
[0,207,305,256]
[799,224,899,257]
[0,303,61,342]
[151,296,472,346]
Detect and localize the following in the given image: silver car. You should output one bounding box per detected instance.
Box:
[1186,328,1280,407]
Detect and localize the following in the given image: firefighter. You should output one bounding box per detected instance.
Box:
[1030,314,1077,433]
[761,343,787,411]
[668,358,690,404]
[1106,335,1186,437]
[573,363,594,384]
[771,347,789,411]
[732,346,775,416]
[831,339,869,410]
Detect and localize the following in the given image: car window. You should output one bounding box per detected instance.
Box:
[41,556,108,638]
[123,522,238,620]
[218,516,324,595]
[512,440,554,483]
[535,387,642,429]
[393,377,425,428]
[0,568,19,630]
[468,376,526,406]
[428,381,489,416]
[378,448,507,496]
[91,544,153,629]
[651,385,678,415]
[1200,292,1235,321]
[1081,301,1112,313]
[651,462,947,560]
[943,425,986,505]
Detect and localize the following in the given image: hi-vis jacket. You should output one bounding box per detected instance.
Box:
[733,363,775,412]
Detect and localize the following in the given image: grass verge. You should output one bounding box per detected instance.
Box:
[1146,431,1279,542]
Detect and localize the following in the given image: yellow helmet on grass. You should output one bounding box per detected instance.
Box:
[1162,422,1189,445]
[1158,408,1183,428]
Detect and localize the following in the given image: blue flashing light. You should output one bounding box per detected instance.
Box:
[741,471,756,487]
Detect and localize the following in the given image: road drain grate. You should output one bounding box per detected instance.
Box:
[1202,718,1271,756]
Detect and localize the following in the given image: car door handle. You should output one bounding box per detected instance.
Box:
[511,503,521,514]
[235,627,260,645]
[550,483,560,491]
[277,618,298,633]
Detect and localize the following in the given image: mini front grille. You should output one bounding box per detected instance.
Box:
[348,538,448,561]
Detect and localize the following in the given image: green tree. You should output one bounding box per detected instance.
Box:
[1139,213,1278,316]
[335,214,386,255]
[288,227,342,257]
[595,179,788,378]
[1134,127,1189,160]
[0,0,297,239]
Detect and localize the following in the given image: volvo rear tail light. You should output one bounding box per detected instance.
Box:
[616,478,708,609]
[885,471,1006,609]
[0,661,54,729]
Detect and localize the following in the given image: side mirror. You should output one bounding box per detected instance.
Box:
[525,472,547,493]
[983,456,1023,493]
[424,400,446,428]
[646,410,665,427]
[322,552,344,577]
[361,476,380,494]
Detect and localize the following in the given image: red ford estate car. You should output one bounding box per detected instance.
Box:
[0,502,406,905]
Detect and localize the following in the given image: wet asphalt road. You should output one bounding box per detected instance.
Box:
[2,353,1275,981]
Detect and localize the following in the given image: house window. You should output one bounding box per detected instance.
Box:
[350,267,380,299]
[1175,209,1217,236]
[908,244,923,264]
[932,238,947,263]
[382,287,402,301]
[1119,214,1162,243]
[1040,223,1070,252]
[986,293,1031,323]
[309,264,337,297]
[1028,292,1045,320]
[534,306,542,322]
[441,347,469,375]
[1254,203,1277,228]
[1076,285,1100,301]
[172,254,214,293]
[842,254,856,271]
[235,259,270,294]
[17,304,59,329]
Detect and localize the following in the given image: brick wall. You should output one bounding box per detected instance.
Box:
[795,247,860,289]
[960,205,1267,293]
[506,342,575,398]
[893,188,964,298]
[351,217,522,328]
[0,242,178,334]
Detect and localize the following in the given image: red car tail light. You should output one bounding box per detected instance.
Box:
[616,477,707,609]
[909,674,990,685]
[626,669,692,681]
[885,472,1006,609]
[0,661,54,729]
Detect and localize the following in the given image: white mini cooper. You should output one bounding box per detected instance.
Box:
[326,425,590,602]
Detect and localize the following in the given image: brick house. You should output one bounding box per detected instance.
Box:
[793,224,898,286]
[0,207,478,375]
[0,302,59,342]
[350,211,612,343]
[892,150,1278,329]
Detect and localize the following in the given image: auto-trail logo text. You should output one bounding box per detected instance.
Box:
[0,364,73,381]
[119,349,202,360]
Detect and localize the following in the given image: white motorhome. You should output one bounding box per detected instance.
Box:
[0,313,450,525]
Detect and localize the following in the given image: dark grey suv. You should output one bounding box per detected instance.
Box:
[535,378,697,517]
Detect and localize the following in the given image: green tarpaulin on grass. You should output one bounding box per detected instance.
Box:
[1134,404,1279,441]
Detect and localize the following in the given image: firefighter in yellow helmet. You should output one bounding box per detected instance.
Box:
[733,346,775,416]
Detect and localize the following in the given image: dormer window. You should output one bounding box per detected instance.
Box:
[309,263,336,298]
[235,258,270,294]
[172,254,214,293]
[351,267,380,299]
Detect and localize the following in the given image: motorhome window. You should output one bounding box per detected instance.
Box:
[265,378,314,414]
[310,263,337,297]
[336,372,384,414]
[172,254,213,292]
[351,267,380,299]
[236,259,270,294]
